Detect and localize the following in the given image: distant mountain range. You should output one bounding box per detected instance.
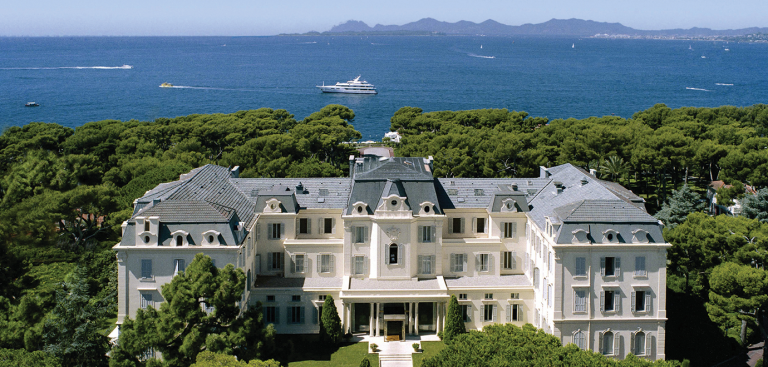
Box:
[327,18,768,37]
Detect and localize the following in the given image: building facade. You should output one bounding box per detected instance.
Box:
[114,155,669,359]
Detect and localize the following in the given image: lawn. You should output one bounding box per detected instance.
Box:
[289,342,378,367]
[412,341,445,367]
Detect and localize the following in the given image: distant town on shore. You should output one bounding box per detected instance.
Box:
[282,17,768,41]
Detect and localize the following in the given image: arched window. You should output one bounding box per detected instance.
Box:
[634,331,646,356]
[574,330,586,350]
[247,269,252,291]
[602,331,614,355]
[176,236,183,247]
[389,244,398,264]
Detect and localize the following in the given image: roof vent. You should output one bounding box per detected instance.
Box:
[510,183,518,191]
[296,182,305,193]
[230,166,240,178]
[580,177,589,186]
[589,169,598,177]
[553,181,564,194]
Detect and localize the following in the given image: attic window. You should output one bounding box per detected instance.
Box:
[391,200,398,206]
[424,206,430,213]
[357,206,363,213]
[319,189,329,196]
[474,189,484,196]
[448,189,458,195]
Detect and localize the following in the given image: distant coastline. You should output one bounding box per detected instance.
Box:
[288,17,768,41]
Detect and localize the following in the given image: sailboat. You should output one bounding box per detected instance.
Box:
[572,43,575,49]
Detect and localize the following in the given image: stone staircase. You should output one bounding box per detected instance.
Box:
[379,353,413,367]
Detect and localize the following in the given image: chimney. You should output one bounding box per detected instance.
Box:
[553,181,564,194]
[296,182,305,194]
[230,166,240,178]
[540,166,551,178]
[589,169,598,177]
[349,155,356,178]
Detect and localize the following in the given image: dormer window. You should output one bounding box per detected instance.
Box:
[170,230,189,246]
[419,201,437,216]
[202,230,221,246]
[602,229,620,244]
[632,229,650,243]
[351,201,369,216]
[572,229,589,244]
[501,198,518,212]
[264,198,282,213]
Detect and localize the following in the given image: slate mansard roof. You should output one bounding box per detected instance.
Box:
[128,157,663,245]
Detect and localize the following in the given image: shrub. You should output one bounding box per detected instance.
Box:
[412,343,420,351]
[369,343,378,352]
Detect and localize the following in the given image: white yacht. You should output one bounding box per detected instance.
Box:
[317,76,377,94]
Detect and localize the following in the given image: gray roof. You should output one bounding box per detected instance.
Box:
[139,200,235,222]
[348,278,442,290]
[437,178,548,210]
[444,275,531,288]
[353,156,434,181]
[230,178,351,210]
[553,200,659,223]
[251,276,343,289]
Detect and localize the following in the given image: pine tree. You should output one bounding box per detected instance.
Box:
[655,185,705,229]
[741,188,768,223]
[320,295,342,344]
[442,295,466,344]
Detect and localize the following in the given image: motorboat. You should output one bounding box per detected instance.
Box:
[317,76,377,94]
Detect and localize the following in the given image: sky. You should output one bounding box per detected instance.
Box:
[2,0,767,36]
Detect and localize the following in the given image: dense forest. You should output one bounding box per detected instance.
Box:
[2,102,768,366]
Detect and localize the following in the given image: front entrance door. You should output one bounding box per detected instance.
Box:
[386,321,403,341]
[354,303,370,333]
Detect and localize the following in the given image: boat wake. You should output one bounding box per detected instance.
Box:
[163,85,254,92]
[715,83,734,86]
[686,87,710,92]
[468,53,495,59]
[0,65,133,70]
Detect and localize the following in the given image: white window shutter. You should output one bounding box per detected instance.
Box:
[448,218,453,233]
[613,332,620,355]
[280,223,285,239]
[307,219,312,234]
[506,305,511,322]
[475,254,481,272]
[291,254,296,273]
[430,255,435,274]
[599,331,604,352]
[364,227,368,243]
[295,219,299,236]
[631,291,636,312]
[615,292,621,312]
[493,305,497,322]
[630,332,635,354]
[518,306,522,322]
[467,304,471,322]
[399,244,404,264]
[646,333,652,357]
[646,293,652,313]
[489,253,494,272]
[365,256,369,275]
[512,252,517,269]
[484,218,489,233]
[512,222,517,237]
[316,254,321,272]
[615,257,621,276]
[418,226,424,243]
[600,291,605,312]
[332,218,336,234]
[256,223,261,240]
[460,218,465,233]
[418,255,423,274]
[600,257,606,276]
[450,253,456,272]
[472,218,477,233]
[463,253,468,272]
[330,254,335,273]
[430,226,436,242]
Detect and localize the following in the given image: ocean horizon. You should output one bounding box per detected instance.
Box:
[2,36,767,140]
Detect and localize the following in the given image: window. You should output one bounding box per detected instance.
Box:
[475,217,486,233]
[507,304,522,322]
[173,259,185,277]
[265,306,278,323]
[269,223,283,240]
[510,293,519,299]
[502,251,516,270]
[292,295,301,302]
[574,289,587,312]
[389,244,399,264]
[247,270,251,291]
[477,253,490,272]
[140,292,153,309]
[474,189,484,196]
[451,217,463,234]
[633,331,649,356]
[323,218,334,234]
[319,254,334,273]
[548,284,553,307]
[354,226,367,243]
[176,236,183,247]
[574,330,586,350]
[318,295,327,301]
[353,255,366,275]
[292,254,305,273]
[533,268,540,289]
[635,256,647,277]
[601,331,616,355]
[141,259,152,279]
[266,295,275,302]
[419,225,434,243]
[268,252,283,271]
[298,218,310,234]
[601,290,620,312]
[418,255,435,275]
[483,304,496,322]
[503,222,516,238]
[601,257,620,277]
[461,304,471,322]
[484,293,493,300]
[458,293,467,300]
[632,290,651,313]
[451,253,467,272]
[144,220,150,232]
[575,257,587,276]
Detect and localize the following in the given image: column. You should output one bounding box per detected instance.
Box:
[415,302,420,335]
[341,302,346,334]
[375,303,380,337]
[436,302,442,333]
[369,303,374,336]
[442,302,447,332]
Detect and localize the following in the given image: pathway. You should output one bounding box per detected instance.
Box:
[357,334,439,367]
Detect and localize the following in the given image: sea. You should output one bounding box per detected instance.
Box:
[2,36,767,140]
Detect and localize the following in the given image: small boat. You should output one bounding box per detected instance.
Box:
[572,43,575,48]
[25,102,39,107]
[701,56,707,59]
[724,48,730,51]
[160,82,174,88]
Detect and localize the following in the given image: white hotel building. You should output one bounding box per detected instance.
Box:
[114,155,669,360]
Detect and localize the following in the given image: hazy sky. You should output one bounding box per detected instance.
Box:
[2,0,767,36]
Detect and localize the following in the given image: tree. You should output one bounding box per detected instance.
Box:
[189,351,279,367]
[42,266,110,367]
[319,295,342,344]
[358,357,371,367]
[655,185,705,229]
[742,188,768,223]
[0,348,61,367]
[600,155,629,184]
[110,254,275,367]
[443,295,466,344]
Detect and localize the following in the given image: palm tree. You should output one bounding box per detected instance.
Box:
[600,156,629,184]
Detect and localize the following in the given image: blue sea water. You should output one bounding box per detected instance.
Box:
[2,36,767,140]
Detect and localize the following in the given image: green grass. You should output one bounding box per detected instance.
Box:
[412,341,445,367]
[289,342,378,367]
